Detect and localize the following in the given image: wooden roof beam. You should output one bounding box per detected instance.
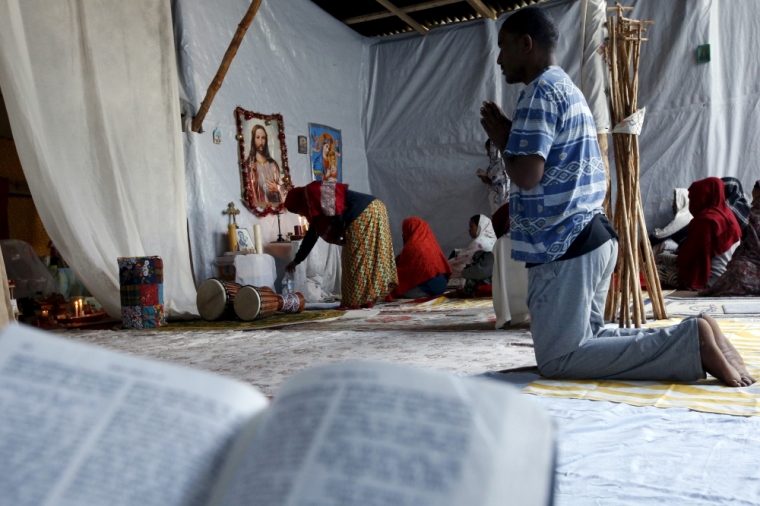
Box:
[375,0,429,35]
[344,0,464,25]
[465,0,496,20]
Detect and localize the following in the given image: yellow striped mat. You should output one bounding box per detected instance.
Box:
[390,296,494,312]
[522,319,760,417]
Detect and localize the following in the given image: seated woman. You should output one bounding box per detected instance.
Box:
[285,181,397,309]
[677,177,742,290]
[461,250,494,297]
[391,217,451,299]
[653,188,692,288]
[448,215,497,278]
[701,180,760,296]
[722,176,751,236]
[651,188,692,255]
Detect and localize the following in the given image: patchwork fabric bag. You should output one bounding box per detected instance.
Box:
[118,256,165,329]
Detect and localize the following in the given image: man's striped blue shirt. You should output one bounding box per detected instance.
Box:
[505,66,606,264]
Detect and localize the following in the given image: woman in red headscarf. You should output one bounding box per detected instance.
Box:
[285,181,397,309]
[677,177,742,290]
[391,218,452,299]
[702,181,760,296]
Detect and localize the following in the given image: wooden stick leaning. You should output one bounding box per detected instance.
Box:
[610,14,637,327]
[613,14,640,327]
[603,6,666,327]
[191,0,264,132]
[604,15,620,322]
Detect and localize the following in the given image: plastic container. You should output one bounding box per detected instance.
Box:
[282,272,294,295]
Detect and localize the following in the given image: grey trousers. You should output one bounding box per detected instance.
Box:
[527,239,705,382]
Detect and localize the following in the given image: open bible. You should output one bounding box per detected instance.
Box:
[0,325,555,506]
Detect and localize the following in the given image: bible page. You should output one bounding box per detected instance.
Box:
[0,325,268,506]
[212,361,554,506]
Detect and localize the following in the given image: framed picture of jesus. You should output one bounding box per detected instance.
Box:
[235,107,292,214]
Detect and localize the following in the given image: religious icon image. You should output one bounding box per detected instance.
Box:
[235,108,292,214]
[298,135,308,154]
[309,123,342,182]
[236,227,255,252]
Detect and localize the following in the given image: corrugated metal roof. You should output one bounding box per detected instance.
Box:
[311,0,549,37]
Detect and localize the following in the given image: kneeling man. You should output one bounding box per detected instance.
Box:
[480,6,753,387]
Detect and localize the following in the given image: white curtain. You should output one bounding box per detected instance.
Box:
[0,0,198,317]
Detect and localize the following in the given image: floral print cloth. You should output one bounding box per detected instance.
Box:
[700,198,760,296]
[118,256,165,328]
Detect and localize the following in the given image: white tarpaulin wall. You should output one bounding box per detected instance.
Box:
[604,0,760,233]
[365,0,581,253]
[172,0,760,284]
[173,0,371,285]
[365,0,760,254]
[3,0,758,310]
[0,0,198,318]
[580,0,610,134]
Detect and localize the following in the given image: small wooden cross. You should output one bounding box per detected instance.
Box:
[223,202,240,226]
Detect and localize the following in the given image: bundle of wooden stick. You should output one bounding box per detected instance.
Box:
[603,4,667,327]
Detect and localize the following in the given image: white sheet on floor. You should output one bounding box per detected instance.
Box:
[486,372,760,505]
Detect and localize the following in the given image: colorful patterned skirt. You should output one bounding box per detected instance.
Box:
[342,199,398,306]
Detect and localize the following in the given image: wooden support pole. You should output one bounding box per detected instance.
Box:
[344,0,463,24]
[598,133,612,218]
[191,0,263,133]
[603,7,663,327]
[465,0,497,20]
[375,0,429,35]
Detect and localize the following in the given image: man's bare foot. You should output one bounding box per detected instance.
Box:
[702,315,756,386]
[697,319,742,387]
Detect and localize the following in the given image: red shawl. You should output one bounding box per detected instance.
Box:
[392,217,452,297]
[285,181,348,245]
[678,177,742,289]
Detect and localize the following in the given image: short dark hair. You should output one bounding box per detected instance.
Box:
[470,215,480,225]
[500,6,558,52]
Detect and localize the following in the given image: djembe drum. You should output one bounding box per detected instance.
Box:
[278,292,306,313]
[234,285,280,321]
[196,278,241,321]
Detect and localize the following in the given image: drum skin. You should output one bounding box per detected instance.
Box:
[197,279,241,321]
[234,285,280,321]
